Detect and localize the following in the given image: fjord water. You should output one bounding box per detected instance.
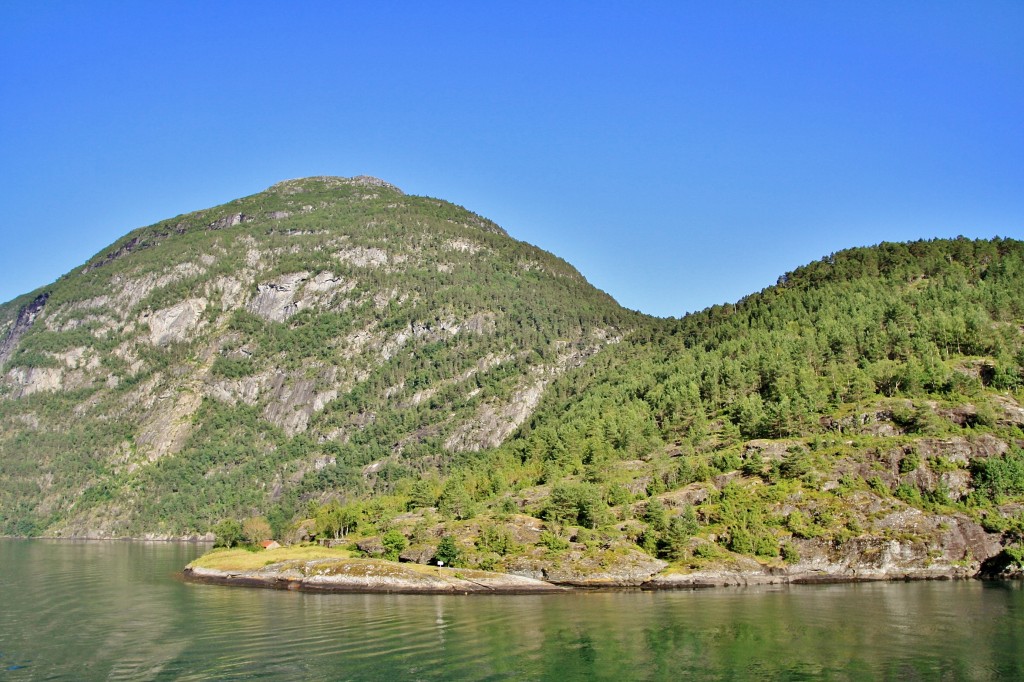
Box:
[1,540,1022,680]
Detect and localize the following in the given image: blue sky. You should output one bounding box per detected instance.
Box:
[1,2,1021,317]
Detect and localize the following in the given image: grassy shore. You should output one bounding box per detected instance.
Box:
[184,545,570,593]
[188,545,352,571]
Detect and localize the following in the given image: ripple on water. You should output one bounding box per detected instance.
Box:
[3,542,1024,681]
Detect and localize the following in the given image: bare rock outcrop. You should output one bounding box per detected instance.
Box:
[914,435,1008,463]
[6,366,63,397]
[144,298,207,346]
[135,390,203,461]
[248,272,309,322]
[444,341,610,452]
[0,292,48,367]
[992,395,1024,426]
[206,213,252,230]
[207,374,263,406]
[503,543,668,586]
[542,548,668,586]
[207,276,249,310]
[646,508,1003,589]
[444,377,546,451]
[261,370,339,435]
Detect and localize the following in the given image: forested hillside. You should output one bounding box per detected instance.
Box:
[1,179,1022,582]
[294,237,1024,581]
[438,238,1024,579]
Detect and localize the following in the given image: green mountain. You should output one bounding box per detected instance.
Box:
[2,177,1023,583]
[475,237,1024,581]
[0,176,635,537]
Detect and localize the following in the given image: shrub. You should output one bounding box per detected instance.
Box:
[868,476,890,496]
[476,524,520,556]
[786,509,821,539]
[497,496,519,516]
[894,483,922,505]
[545,482,608,529]
[574,527,599,548]
[711,452,742,473]
[435,535,460,566]
[438,479,476,520]
[971,449,1024,502]
[605,484,633,507]
[639,530,659,556]
[210,356,254,379]
[692,542,720,559]
[407,480,438,511]
[643,498,668,533]
[213,518,244,548]
[539,530,569,552]
[780,450,812,479]
[1006,545,1024,569]
[477,553,499,571]
[742,457,767,479]
[381,529,408,561]
[899,452,921,474]
[754,531,779,558]
[662,509,699,561]
[727,526,754,554]
[677,505,700,537]
[242,516,273,545]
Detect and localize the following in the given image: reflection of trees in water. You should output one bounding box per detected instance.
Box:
[4,541,1023,679]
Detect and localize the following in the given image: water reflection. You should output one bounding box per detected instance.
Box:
[1,540,1023,680]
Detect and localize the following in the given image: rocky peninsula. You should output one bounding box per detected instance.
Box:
[184,526,1021,594]
[184,548,566,594]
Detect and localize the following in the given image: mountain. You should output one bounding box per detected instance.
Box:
[2,178,1023,583]
[0,176,636,537]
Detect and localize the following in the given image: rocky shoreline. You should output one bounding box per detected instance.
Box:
[184,559,568,594]
[183,553,1014,595]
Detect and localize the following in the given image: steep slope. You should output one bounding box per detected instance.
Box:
[0,176,637,536]
[447,237,1024,581]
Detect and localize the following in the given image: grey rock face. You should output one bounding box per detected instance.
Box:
[248,272,309,322]
[144,298,207,346]
[0,292,48,367]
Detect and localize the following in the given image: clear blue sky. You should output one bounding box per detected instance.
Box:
[2,1,1022,317]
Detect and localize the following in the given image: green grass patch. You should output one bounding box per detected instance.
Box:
[188,545,352,571]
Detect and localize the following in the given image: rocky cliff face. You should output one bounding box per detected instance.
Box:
[0,293,48,368]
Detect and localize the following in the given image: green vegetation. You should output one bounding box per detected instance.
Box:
[189,545,352,571]
[1,177,1023,578]
[435,535,460,566]
[212,519,244,548]
[971,449,1024,502]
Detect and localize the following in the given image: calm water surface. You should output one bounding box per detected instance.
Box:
[1,539,1022,680]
